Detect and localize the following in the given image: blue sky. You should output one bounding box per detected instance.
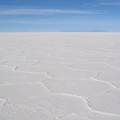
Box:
[0,0,120,32]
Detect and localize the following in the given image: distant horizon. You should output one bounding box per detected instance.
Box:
[0,31,120,33]
[0,0,120,32]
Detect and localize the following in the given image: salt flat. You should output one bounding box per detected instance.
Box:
[0,32,120,120]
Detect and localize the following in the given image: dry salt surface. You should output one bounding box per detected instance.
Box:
[0,32,120,120]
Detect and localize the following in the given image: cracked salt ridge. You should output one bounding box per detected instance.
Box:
[0,61,7,65]
[0,54,26,62]
[44,78,115,98]
[15,66,97,78]
[0,67,50,84]
[94,70,120,88]
[87,90,120,115]
[69,62,119,72]
[16,55,29,61]
[0,94,120,120]
[53,55,109,63]
[23,55,65,62]
[0,95,83,120]
[106,62,120,71]
[0,32,119,120]
[55,93,120,117]
[47,70,97,79]
[15,66,68,72]
[30,61,72,67]
[1,60,38,67]
[14,66,52,79]
[43,80,120,117]
[54,113,80,120]
[92,78,120,91]
[0,98,6,107]
[0,83,51,99]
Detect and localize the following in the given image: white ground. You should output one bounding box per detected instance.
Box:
[0,32,120,120]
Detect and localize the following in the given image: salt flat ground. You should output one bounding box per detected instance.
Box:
[0,32,120,120]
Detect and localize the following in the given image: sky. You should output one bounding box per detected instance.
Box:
[0,0,120,32]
